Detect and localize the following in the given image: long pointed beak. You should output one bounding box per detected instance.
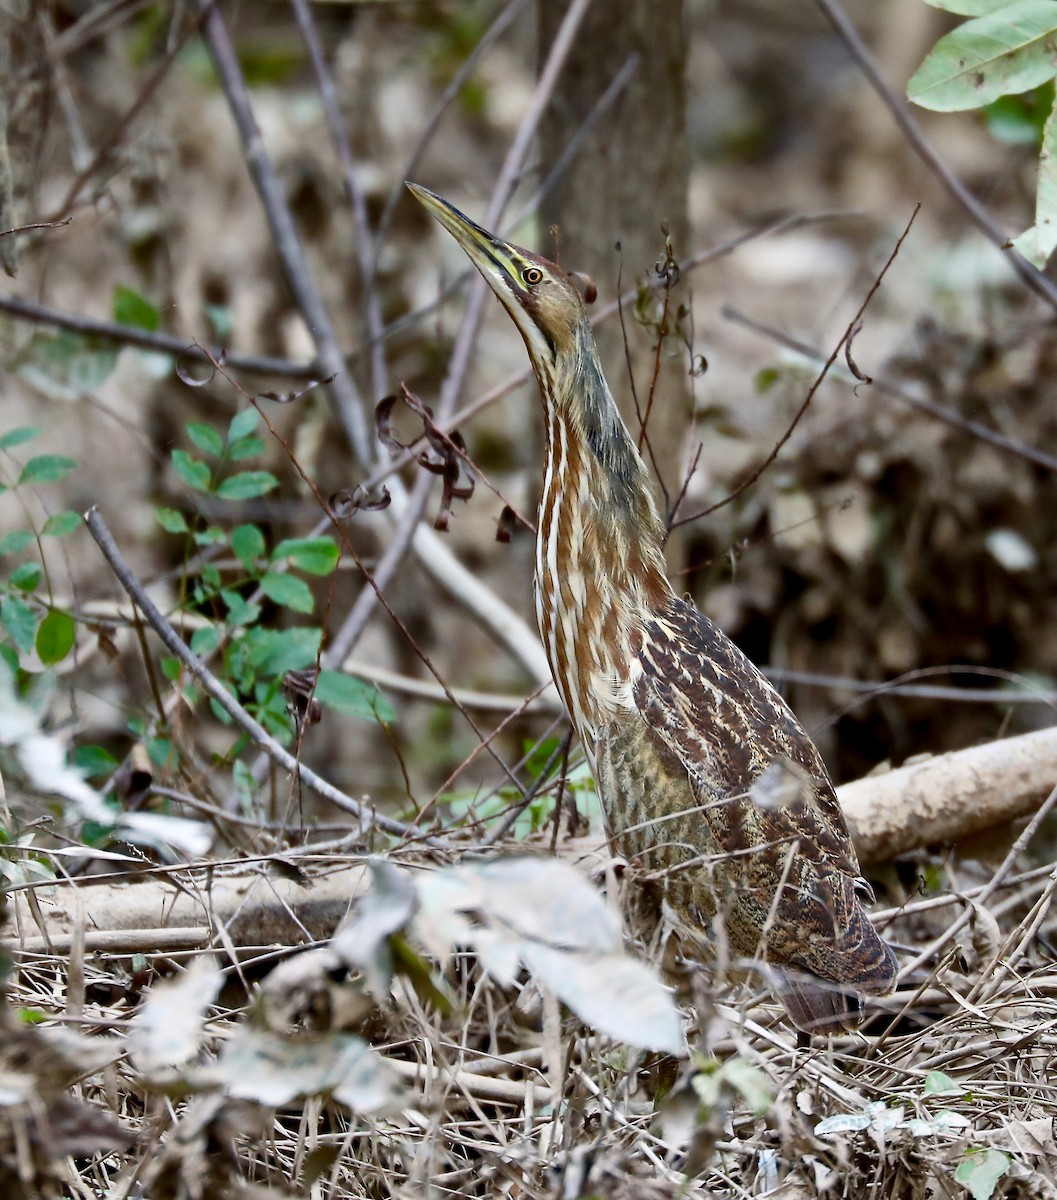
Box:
[406,182,522,296]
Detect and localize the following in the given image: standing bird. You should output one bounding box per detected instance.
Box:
[408,184,896,1034]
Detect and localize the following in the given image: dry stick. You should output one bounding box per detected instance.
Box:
[722,305,1057,476]
[670,203,920,529]
[896,781,1057,982]
[196,0,372,464]
[329,0,596,673]
[83,507,435,846]
[194,0,547,686]
[48,2,210,222]
[290,0,386,403]
[765,664,1057,708]
[0,293,316,378]
[815,0,1057,315]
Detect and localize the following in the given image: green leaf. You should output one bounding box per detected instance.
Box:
[112,285,159,332]
[160,656,182,681]
[1,595,37,652]
[190,625,221,658]
[955,1149,1010,1200]
[72,744,119,777]
[259,571,314,614]
[922,0,1021,12]
[171,450,211,493]
[238,626,321,677]
[0,530,35,555]
[42,511,82,538]
[155,506,189,533]
[230,523,266,567]
[271,536,339,576]
[18,455,78,485]
[315,670,396,722]
[35,610,75,664]
[227,408,260,442]
[226,435,266,461]
[146,736,175,768]
[0,427,40,451]
[215,470,278,500]
[1012,93,1057,265]
[908,2,1057,112]
[204,303,233,341]
[9,562,41,591]
[185,422,225,458]
[222,590,261,627]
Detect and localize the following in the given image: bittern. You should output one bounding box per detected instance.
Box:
[409,183,897,1034]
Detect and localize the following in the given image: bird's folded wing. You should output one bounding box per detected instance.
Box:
[631,597,861,879]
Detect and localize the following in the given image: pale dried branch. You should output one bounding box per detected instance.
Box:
[842,725,1057,865]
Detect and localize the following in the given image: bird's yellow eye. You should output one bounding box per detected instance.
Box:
[523,266,543,286]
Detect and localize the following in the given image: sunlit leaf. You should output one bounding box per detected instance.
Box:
[227,407,260,442]
[42,511,82,538]
[908,2,1057,112]
[215,470,278,500]
[155,506,189,533]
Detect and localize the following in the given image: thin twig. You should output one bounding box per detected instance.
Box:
[671,204,920,529]
[372,0,532,257]
[290,0,387,402]
[816,0,1057,315]
[0,293,317,378]
[722,304,1057,475]
[83,507,434,845]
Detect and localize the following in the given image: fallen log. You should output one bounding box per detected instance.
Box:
[4,727,1055,954]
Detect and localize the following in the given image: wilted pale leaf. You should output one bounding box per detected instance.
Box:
[331,858,418,995]
[415,857,621,956]
[923,1069,962,1096]
[209,1028,402,1112]
[522,944,684,1055]
[955,1149,1010,1200]
[1012,98,1057,267]
[129,957,222,1074]
[907,3,1057,112]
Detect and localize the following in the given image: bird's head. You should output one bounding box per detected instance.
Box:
[407,183,589,389]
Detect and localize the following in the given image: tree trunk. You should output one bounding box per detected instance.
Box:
[537,0,691,559]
